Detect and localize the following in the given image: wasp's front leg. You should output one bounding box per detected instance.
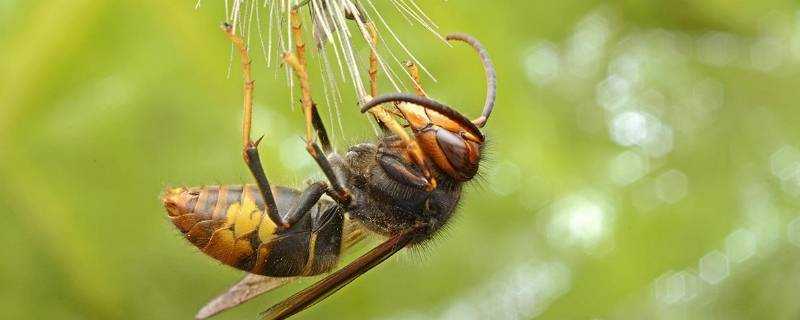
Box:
[359,21,436,190]
[404,61,427,97]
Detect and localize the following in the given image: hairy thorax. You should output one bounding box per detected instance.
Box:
[336,138,463,240]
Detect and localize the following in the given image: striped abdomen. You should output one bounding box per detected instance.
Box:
[162,184,347,277]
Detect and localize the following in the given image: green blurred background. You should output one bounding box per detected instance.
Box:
[2,1,800,319]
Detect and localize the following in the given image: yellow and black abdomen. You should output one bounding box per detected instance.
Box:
[162,184,345,277]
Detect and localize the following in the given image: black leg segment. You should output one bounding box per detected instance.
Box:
[310,102,332,154]
[283,181,327,227]
[244,143,285,228]
[306,142,351,205]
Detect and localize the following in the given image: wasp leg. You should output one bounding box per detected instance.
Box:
[358,22,435,190]
[365,104,436,191]
[305,141,351,204]
[223,23,284,228]
[244,144,284,227]
[378,151,429,190]
[364,21,396,133]
[309,102,331,153]
[367,22,379,98]
[284,9,352,205]
[280,179,350,229]
[283,181,327,227]
[404,61,427,97]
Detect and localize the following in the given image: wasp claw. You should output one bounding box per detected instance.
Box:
[221,22,233,33]
[254,135,265,147]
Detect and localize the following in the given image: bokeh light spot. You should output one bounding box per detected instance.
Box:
[653,271,699,305]
[750,36,785,72]
[788,217,800,248]
[565,9,613,78]
[488,161,523,196]
[608,150,649,186]
[769,145,800,197]
[547,192,615,251]
[769,145,800,180]
[696,32,740,66]
[611,111,649,146]
[596,74,633,112]
[725,228,758,263]
[279,137,313,172]
[654,169,689,204]
[524,42,561,86]
[698,251,730,284]
[438,261,571,320]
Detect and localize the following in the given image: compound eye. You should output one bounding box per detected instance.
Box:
[436,129,478,180]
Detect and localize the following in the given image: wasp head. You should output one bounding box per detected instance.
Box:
[360,33,495,183]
